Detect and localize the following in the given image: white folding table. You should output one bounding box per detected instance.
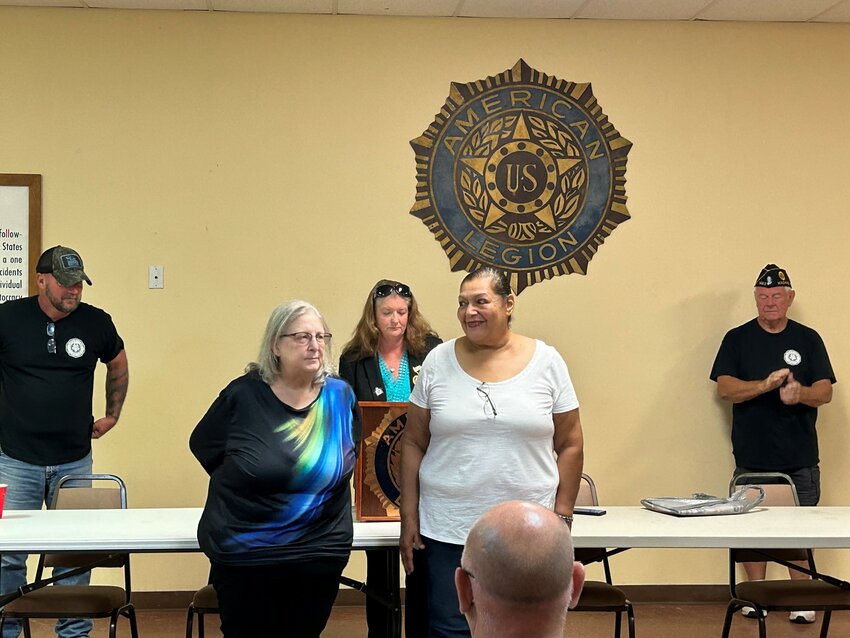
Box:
[6,506,850,553]
[4,506,850,637]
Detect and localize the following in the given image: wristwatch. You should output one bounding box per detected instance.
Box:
[556,513,574,528]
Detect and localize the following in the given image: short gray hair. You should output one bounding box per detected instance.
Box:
[246,300,334,385]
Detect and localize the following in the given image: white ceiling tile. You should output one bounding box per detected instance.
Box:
[696,0,840,22]
[0,0,84,6]
[2,0,850,21]
[338,0,459,17]
[459,0,585,19]
[576,0,713,21]
[811,0,850,22]
[210,0,333,13]
[86,0,207,8]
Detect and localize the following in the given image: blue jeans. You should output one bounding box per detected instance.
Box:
[0,451,93,638]
[422,536,470,638]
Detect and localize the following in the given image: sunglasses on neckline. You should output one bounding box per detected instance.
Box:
[47,322,56,354]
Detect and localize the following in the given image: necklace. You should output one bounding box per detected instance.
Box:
[378,351,410,402]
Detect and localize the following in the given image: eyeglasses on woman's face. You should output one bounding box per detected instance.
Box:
[281,332,332,346]
[373,283,412,299]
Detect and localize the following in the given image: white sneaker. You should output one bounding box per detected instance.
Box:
[742,606,767,618]
[789,610,816,624]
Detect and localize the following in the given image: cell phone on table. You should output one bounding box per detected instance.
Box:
[574,506,607,516]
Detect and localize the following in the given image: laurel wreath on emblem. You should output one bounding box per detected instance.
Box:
[459,116,517,227]
[458,112,586,238]
[463,116,517,158]
[526,115,585,224]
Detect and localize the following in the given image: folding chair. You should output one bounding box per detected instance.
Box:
[721,472,850,638]
[0,474,138,638]
[185,583,219,638]
[571,473,636,638]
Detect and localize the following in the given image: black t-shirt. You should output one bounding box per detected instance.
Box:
[190,372,361,566]
[0,296,124,465]
[710,318,835,470]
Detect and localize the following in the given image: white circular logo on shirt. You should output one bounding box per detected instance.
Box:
[784,349,801,366]
[65,338,86,358]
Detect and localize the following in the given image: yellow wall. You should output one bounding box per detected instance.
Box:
[2,7,850,590]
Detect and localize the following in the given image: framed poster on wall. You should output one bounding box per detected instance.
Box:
[0,174,41,303]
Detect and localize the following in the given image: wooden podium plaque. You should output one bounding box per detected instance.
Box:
[355,401,409,521]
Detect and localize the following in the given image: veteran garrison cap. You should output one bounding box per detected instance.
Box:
[36,245,92,287]
[755,264,791,288]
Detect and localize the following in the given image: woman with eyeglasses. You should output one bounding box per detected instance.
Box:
[400,267,585,638]
[339,279,441,638]
[190,300,360,638]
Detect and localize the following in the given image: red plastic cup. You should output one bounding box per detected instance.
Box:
[0,484,6,518]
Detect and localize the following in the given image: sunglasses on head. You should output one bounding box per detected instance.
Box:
[373,283,412,299]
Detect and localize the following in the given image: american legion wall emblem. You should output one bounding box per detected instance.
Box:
[410,59,632,293]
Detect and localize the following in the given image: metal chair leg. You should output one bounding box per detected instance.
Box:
[128,606,140,638]
[820,609,832,638]
[626,602,636,638]
[186,605,194,638]
[720,601,736,638]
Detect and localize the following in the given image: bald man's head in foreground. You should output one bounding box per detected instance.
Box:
[455,500,586,637]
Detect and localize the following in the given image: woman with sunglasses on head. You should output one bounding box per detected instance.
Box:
[190,300,360,638]
[400,267,585,638]
[339,279,441,638]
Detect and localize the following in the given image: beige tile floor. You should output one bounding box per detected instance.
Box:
[18,604,850,637]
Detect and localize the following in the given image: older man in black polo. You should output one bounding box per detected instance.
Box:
[711,264,835,625]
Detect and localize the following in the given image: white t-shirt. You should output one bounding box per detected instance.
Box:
[409,338,579,544]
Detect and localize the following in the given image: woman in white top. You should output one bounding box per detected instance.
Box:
[400,267,585,637]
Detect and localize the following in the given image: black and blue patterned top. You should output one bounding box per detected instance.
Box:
[190,372,361,565]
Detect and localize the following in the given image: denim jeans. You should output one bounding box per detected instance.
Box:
[0,451,93,638]
[421,536,470,638]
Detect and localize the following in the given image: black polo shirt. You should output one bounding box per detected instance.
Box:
[710,318,835,470]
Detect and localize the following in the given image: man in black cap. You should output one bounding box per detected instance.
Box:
[0,245,128,638]
[710,264,835,625]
